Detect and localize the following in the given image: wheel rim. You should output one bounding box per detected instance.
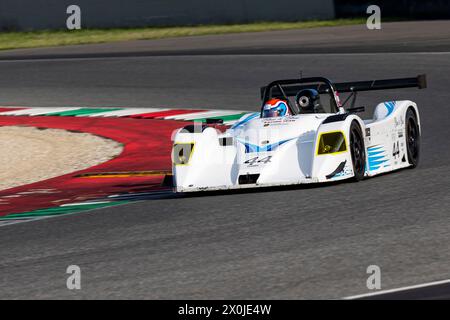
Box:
[407,116,419,161]
[351,127,365,175]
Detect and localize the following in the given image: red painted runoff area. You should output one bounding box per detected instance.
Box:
[0,116,188,217]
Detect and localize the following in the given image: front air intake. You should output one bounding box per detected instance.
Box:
[238,174,260,185]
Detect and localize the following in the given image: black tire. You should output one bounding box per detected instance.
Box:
[349,121,366,181]
[405,108,420,168]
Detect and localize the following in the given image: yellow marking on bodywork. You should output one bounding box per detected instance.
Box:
[173,142,195,166]
[316,130,348,156]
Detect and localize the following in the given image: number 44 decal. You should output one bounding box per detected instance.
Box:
[244,156,272,165]
[392,141,400,158]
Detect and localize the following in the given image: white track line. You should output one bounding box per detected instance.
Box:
[344,279,450,299]
[0,107,81,115]
[223,120,241,125]
[164,110,245,120]
[0,217,48,227]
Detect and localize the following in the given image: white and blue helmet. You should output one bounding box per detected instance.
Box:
[262,99,290,118]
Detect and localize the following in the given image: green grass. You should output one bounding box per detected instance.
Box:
[0,19,366,51]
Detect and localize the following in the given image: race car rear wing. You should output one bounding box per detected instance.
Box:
[260,74,427,99]
[333,74,427,93]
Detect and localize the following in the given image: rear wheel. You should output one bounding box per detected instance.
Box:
[405,108,420,168]
[350,121,366,181]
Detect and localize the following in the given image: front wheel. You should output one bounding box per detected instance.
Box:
[405,108,420,168]
[350,121,366,181]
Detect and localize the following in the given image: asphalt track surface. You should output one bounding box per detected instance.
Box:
[0,21,449,299]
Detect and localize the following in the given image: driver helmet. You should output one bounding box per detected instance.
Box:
[262,99,290,118]
[295,89,321,113]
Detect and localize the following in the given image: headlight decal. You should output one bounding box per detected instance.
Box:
[316,131,347,155]
[172,143,195,165]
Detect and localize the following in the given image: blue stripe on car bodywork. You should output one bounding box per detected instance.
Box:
[367,150,384,156]
[369,159,388,166]
[231,112,259,129]
[367,145,389,171]
[384,101,396,117]
[368,155,385,162]
[237,138,293,153]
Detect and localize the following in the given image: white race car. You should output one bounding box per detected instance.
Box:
[171,75,426,192]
